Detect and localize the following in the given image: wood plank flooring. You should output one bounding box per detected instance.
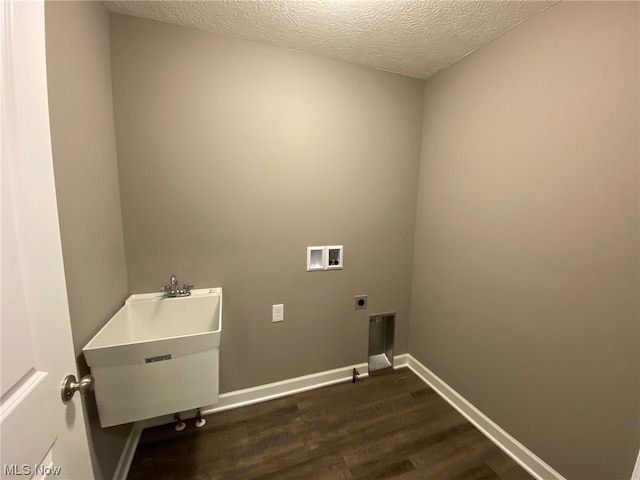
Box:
[127,368,533,480]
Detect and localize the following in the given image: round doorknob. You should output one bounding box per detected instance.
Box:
[60,374,94,402]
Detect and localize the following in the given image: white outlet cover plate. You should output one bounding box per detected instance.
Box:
[272,304,284,322]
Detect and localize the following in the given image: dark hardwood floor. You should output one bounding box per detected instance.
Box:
[127,368,533,479]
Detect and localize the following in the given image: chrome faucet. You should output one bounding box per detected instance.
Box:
[162,274,193,298]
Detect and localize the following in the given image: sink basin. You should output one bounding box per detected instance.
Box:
[83,288,222,427]
[83,288,222,365]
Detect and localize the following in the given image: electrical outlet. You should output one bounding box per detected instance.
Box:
[354,295,367,310]
[272,304,284,322]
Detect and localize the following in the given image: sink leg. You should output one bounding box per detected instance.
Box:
[174,413,186,432]
[195,408,206,428]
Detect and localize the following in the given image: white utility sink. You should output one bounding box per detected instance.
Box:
[83,288,222,427]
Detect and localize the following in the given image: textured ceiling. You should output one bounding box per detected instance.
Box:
[104,1,556,79]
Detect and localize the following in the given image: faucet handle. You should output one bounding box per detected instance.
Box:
[183,283,193,292]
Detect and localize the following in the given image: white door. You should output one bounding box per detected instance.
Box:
[0,1,94,479]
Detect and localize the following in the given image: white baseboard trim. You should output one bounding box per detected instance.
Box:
[207,354,409,416]
[404,355,565,480]
[205,360,371,416]
[631,449,640,480]
[112,423,142,480]
[393,353,410,367]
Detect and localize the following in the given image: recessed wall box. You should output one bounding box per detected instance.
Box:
[368,313,395,372]
[307,245,344,271]
[326,245,343,270]
[307,246,325,271]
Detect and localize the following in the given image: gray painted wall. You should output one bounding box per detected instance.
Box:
[45,2,131,479]
[410,2,639,478]
[109,14,424,393]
